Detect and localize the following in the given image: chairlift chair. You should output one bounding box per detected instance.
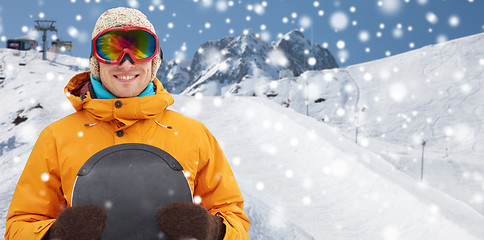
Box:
[19,59,27,66]
[19,52,27,66]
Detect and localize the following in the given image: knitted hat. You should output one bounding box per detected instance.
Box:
[89,7,162,81]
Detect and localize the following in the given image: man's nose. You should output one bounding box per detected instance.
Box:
[118,54,135,69]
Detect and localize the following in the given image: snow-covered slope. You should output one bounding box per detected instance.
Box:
[238,32,484,217]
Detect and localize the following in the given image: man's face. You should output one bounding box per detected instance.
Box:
[99,60,152,98]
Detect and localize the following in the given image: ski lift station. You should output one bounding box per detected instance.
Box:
[6,36,38,51]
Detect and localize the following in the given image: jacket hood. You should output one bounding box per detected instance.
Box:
[65,71,174,130]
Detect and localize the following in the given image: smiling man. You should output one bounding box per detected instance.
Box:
[98,59,153,97]
[5,7,250,240]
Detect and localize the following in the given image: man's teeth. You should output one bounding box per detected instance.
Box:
[117,75,136,80]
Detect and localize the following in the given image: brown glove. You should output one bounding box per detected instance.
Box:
[158,202,226,240]
[43,204,108,240]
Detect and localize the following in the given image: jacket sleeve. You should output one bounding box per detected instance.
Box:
[195,124,250,240]
[5,127,66,240]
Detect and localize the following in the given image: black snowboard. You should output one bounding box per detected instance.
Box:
[72,143,193,240]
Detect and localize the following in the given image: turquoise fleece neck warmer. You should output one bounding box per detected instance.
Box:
[90,74,155,99]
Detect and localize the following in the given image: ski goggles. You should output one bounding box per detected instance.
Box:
[91,26,161,64]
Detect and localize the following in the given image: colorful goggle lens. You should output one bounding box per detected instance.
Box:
[95,30,157,61]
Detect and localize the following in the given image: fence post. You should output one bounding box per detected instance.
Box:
[421,140,426,182]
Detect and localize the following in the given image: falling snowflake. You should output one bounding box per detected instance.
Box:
[41,173,49,182]
[194,195,202,204]
[338,50,349,63]
[267,49,289,67]
[299,16,312,29]
[216,0,228,12]
[471,193,484,204]
[302,196,311,205]
[253,3,265,15]
[307,57,317,66]
[359,30,370,42]
[378,0,403,15]
[231,156,241,166]
[67,26,79,38]
[336,40,345,49]
[329,11,349,31]
[285,169,294,178]
[45,72,55,81]
[336,108,346,117]
[127,0,139,8]
[425,12,438,24]
[389,82,407,102]
[448,15,460,27]
[392,26,404,39]
[261,143,278,156]
[436,34,448,43]
[417,0,428,5]
[213,97,222,107]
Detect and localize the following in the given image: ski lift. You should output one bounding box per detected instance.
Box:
[52,39,74,51]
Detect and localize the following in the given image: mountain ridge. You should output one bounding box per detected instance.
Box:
[157,29,338,95]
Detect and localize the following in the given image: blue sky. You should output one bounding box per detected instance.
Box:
[0,0,483,66]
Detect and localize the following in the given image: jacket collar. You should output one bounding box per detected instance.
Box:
[65,71,174,130]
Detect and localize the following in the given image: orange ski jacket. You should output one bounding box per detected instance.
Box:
[5,71,250,240]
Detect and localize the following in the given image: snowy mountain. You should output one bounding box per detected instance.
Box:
[157,29,338,96]
[1,32,484,239]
